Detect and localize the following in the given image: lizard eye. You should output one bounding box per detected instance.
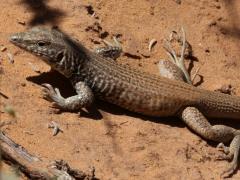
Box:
[37,41,49,47]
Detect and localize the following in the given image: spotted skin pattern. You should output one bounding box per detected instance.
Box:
[10,27,240,178]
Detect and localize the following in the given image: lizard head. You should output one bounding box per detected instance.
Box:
[9,27,88,77]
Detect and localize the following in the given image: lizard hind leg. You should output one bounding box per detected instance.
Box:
[158,59,187,82]
[95,36,122,60]
[162,27,192,84]
[158,27,240,178]
[181,106,240,178]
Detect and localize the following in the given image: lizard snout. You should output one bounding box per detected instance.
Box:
[9,34,21,44]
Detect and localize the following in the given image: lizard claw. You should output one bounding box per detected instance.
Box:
[42,83,55,100]
[51,102,62,109]
[221,162,238,178]
[215,153,233,161]
[219,135,240,178]
[42,83,60,100]
[217,143,230,155]
[41,83,65,109]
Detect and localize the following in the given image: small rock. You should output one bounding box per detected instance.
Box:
[7,53,14,64]
[208,21,217,27]
[214,84,235,95]
[205,48,210,53]
[99,31,109,39]
[20,82,26,87]
[17,20,26,25]
[0,46,7,52]
[85,5,95,15]
[174,0,181,4]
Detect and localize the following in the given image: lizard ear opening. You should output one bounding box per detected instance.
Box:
[56,52,64,61]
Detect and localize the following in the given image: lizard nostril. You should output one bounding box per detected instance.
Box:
[10,35,19,42]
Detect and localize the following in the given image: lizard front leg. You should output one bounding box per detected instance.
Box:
[42,81,94,111]
[43,37,121,110]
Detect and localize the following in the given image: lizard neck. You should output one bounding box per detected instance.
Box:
[68,49,98,85]
[54,43,90,78]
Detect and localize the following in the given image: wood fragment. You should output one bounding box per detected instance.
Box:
[48,121,63,136]
[148,39,157,52]
[17,20,26,25]
[0,46,7,52]
[191,67,200,84]
[0,91,9,99]
[0,132,98,180]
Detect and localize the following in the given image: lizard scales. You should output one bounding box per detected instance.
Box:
[81,51,240,118]
[9,27,240,119]
[10,27,240,177]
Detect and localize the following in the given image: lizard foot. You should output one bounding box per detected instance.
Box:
[216,142,231,160]
[95,36,122,59]
[163,27,192,84]
[158,59,186,82]
[42,83,67,110]
[215,149,233,162]
[221,161,238,179]
[218,135,240,178]
[181,107,240,178]
[42,82,94,111]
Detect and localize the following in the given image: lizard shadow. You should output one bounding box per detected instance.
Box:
[19,0,65,26]
[27,70,102,120]
[26,70,184,127]
[187,55,204,87]
[219,0,240,40]
[26,71,240,130]
[96,100,185,127]
[27,70,240,165]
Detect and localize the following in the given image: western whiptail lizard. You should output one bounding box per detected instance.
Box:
[9,27,240,178]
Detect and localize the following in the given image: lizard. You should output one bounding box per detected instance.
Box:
[9,26,240,178]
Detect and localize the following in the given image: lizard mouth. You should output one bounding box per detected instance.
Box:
[9,34,43,56]
[9,35,17,42]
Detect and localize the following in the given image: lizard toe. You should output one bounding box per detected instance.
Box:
[215,153,233,161]
[221,162,238,178]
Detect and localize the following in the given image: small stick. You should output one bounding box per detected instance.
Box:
[191,67,200,84]
[148,39,157,52]
[0,132,97,179]
[48,121,63,136]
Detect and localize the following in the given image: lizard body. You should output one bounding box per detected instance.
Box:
[9,27,240,177]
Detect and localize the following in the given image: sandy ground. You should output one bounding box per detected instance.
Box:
[1,0,240,179]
